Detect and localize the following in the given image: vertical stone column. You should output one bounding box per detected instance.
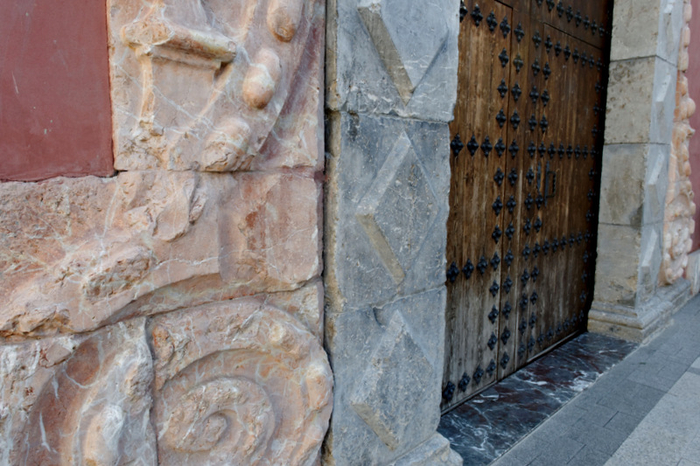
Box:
[323,0,461,464]
[590,0,691,341]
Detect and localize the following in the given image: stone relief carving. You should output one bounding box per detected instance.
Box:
[661,0,697,284]
[111,0,320,172]
[0,173,320,338]
[0,319,156,465]
[0,0,329,464]
[150,299,332,465]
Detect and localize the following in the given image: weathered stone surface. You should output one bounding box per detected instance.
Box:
[326,0,458,122]
[108,0,325,172]
[325,113,450,308]
[685,249,700,295]
[1,0,328,463]
[324,0,459,462]
[598,144,670,227]
[0,171,321,338]
[592,0,692,342]
[391,434,462,466]
[605,57,677,145]
[593,220,663,307]
[594,223,644,307]
[219,171,322,290]
[610,0,684,64]
[589,278,691,342]
[639,221,666,301]
[0,319,156,465]
[149,297,332,466]
[324,289,449,464]
[661,0,697,285]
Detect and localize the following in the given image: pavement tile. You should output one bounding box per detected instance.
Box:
[575,403,617,426]
[670,349,700,365]
[627,360,666,375]
[596,394,647,417]
[604,411,644,435]
[559,419,628,455]
[602,361,637,378]
[565,445,611,466]
[492,436,552,466]
[605,373,700,466]
[626,369,678,392]
[527,445,584,466]
[526,418,571,443]
[680,434,700,464]
[629,384,666,407]
[568,386,603,406]
[623,346,656,364]
[527,437,584,466]
[488,453,525,466]
[658,340,685,356]
[658,360,692,381]
[544,405,587,427]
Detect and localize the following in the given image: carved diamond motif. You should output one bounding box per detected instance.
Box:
[351,312,433,450]
[356,132,439,284]
[358,0,450,104]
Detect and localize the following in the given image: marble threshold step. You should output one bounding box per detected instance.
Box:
[438,332,638,465]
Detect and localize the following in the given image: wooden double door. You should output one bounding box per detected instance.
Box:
[442,0,613,411]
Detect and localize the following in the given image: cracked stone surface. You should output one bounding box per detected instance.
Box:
[0,0,330,464]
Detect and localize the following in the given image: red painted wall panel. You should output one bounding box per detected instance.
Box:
[690,0,700,251]
[0,1,113,182]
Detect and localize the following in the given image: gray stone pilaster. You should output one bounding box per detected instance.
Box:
[323,0,461,464]
[590,0,691,342]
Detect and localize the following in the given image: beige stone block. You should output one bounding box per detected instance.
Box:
[684,249,700,295]
[610,0,683,64]
[638,222,665,301]
[598,143,670,227]
[606,57,678,145]
[598,144,647,227]
[149,298,332,465]
[594,224,642,307]
[606,58,656,144]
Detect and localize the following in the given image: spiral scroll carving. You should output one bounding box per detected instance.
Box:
[149,298,332,465]
[163,377,274,457]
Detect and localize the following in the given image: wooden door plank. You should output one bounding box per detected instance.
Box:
[443,0,514,411]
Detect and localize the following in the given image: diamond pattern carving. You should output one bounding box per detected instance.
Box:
[358,0,450,104]
[356,132,439,284]
[350,312,433,450]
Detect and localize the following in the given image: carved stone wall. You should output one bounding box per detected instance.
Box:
[0,0,331,464]
[323,0,462,464]
[661,0,697,285]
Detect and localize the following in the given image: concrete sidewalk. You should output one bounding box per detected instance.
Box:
[492,294,700,466]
